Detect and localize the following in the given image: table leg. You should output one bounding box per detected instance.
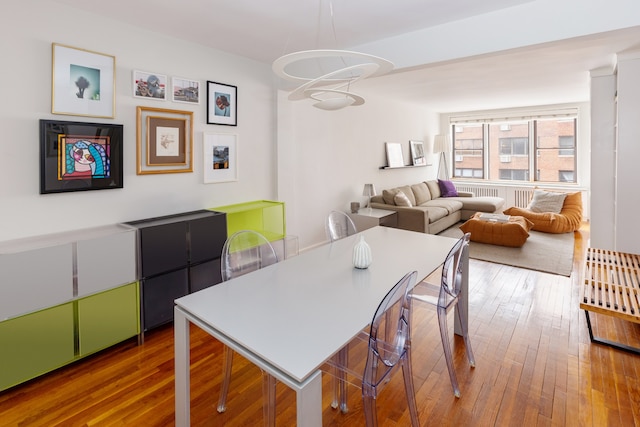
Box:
[454,245,469,336]
[175,307,191,426]
[296,370,323,427]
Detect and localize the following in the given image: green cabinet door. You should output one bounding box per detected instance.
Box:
[0,303,75,391]
[77,282,139,356]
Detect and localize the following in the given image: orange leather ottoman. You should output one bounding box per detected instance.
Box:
[459,213,534,247]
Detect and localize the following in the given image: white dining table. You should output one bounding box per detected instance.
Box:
[174,226,466,426]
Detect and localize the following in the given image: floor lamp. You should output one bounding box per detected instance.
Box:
[433,134,451,180]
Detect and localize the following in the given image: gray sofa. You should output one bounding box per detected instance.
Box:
[369,180,505,234]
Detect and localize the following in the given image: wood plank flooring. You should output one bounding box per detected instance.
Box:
[1,224,639,426]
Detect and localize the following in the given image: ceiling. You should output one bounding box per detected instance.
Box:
[54,0,640,112]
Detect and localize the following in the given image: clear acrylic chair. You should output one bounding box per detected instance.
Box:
[217,230,279,426]
[326,271,420,426]
[326,210,357,241]
[411,232,475,398]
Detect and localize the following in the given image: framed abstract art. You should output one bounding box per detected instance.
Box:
[39,119,123,194]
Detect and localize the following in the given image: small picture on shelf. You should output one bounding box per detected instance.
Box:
[385,142,404,168]
[410,140,426,166]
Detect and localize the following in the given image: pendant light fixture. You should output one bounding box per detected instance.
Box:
[272,1,394,110]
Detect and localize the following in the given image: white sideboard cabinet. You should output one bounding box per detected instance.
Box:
[0,224,139,391]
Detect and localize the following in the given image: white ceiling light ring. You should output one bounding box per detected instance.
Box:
[286,62,381,101]
[272,49,394,84]
[307,88,365,105]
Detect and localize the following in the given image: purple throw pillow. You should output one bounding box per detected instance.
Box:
[438,179,458,197]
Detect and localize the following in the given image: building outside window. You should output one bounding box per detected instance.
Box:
[452,115,576,184]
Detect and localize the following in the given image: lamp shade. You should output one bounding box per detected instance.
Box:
[362,183,376,197]
[433,134,451,153]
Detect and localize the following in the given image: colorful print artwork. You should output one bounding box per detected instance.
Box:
[59,135,110,180]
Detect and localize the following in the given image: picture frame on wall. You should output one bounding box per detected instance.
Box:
[172,77,200,104]
[206,81,237,126]
[133,70,168,100]
[203,133,238,183]
[39,119,123,194]
[136,106,193,174]
[409,140,426,166]
[51,43,116,118]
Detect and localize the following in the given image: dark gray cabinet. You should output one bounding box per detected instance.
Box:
[126,210,226,332]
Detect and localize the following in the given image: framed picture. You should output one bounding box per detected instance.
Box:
[39,119,123,194]
[136,106,193,174]
[207,81,237,126]
[172,77,200,104]
[203,133,238,183]
[51,43,115,118]
[410,140,426,166]
[133,70,168,100]
[385,142,404,168]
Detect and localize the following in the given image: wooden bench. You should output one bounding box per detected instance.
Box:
[580,247,640,354]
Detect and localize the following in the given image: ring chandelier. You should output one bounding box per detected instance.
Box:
[272,49,394,111]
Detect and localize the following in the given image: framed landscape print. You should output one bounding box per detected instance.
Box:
[410,140,426,166]
[136,106,193,174]
[51,43,115,118]
[203,133,237,183]
[133,70,168,100]
[172,77,200,104]
[206,81,237,126]
[39,119,123,194]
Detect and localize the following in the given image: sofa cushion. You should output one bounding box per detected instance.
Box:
[411,182,432,205]
[527,189,566,213]
[396,185,416,206]
[426,180,441,199]
[394,191,413,206]
[422,199,464,214]
[460,213,533,247]
[438,179,459,197]
[448,196,505,213]
[423,206,450,223]
[382,189,398,205]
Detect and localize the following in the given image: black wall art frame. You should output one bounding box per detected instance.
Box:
[206,81,237,126]
[39,119,124,194]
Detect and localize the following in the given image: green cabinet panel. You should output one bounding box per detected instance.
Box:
[0,303,74,391]
[210,200,285,242]
[78,283,139,356]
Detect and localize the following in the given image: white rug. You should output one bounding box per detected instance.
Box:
[438,224,575,276]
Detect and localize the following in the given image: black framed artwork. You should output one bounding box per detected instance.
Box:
[206,81,237,126]
[39,119,124,194]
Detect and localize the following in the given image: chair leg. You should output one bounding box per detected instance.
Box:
[362,386,378,427]
[262,372,277,427]
[455,300,476,368]
[401,357,420,426]
[331,347,349,413]
[437,306,461,398]
[217,345,234,413]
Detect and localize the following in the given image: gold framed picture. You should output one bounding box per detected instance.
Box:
[136,106,194,174]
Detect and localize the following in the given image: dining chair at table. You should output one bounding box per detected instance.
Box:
[326,210,357,241]
[411,232,475,398]
[325,270,420,427]
[217,230,279,425]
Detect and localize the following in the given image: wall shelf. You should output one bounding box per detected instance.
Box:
[379,164,429,170]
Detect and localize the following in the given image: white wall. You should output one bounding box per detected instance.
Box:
[589,69,617,250]
[277,92,439,249]
[614,50,640,253]
[0,0,276,241]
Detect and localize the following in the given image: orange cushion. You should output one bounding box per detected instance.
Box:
[503,191,582,233]
[459,213,534,247]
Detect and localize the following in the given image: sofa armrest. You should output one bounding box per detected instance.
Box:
[369,203,429,233]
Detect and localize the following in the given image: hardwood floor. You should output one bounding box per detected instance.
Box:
[1,224,639,426]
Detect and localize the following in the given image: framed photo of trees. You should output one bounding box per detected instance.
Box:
[51,43,116,118]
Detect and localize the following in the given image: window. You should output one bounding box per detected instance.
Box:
[452,116,577,184]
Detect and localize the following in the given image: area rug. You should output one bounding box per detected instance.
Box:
[438,223,575,276]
